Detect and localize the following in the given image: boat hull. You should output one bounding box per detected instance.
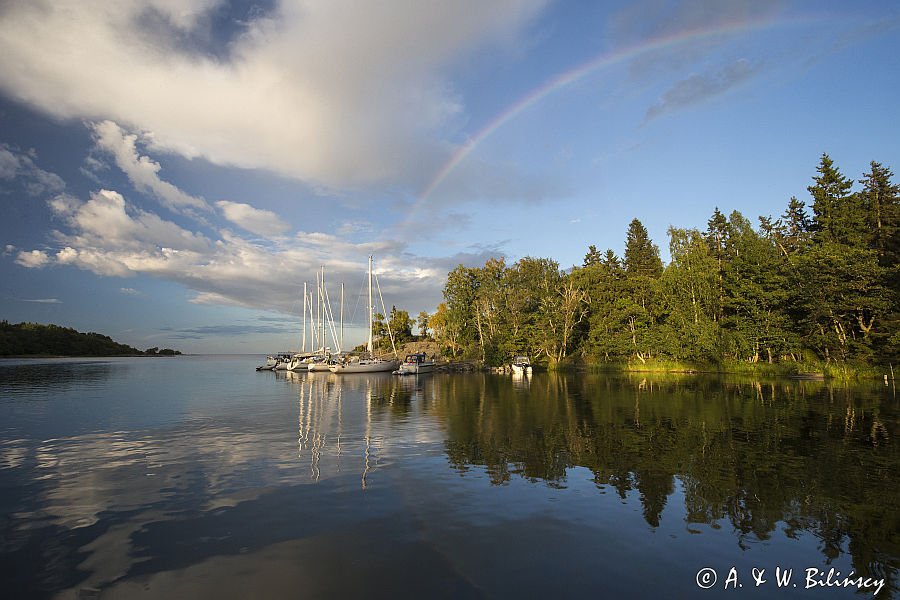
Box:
[330,359,399,374]
[398,362,435,375]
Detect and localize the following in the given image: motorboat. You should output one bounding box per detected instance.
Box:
[274,352,294,370]
[511,356,533,374]
[396,352,435,375]
[256,355,278,371]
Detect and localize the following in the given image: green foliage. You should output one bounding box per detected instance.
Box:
[416,311,430,339]
[377,155,897,373]
[0,321,176,356]
[624,218,663,278]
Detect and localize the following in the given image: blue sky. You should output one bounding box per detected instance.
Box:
[1,0,898,354]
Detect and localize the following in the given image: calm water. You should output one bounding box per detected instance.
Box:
[1,356,897,599]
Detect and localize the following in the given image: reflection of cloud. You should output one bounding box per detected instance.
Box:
[645,59,761,121]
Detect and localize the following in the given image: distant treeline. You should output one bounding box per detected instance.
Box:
[0,321,181,357]
[416,154,899,370]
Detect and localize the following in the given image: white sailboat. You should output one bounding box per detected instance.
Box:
[330,256,399,374]
[289,269,344,372]
[288,282,315,371]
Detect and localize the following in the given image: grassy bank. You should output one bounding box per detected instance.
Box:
[573,358,892,381]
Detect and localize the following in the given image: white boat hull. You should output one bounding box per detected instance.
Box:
[398,362,435,375]
[330,359,399,374]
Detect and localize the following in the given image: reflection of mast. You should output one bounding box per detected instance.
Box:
[294,372,384,489]
[367,256,373,354]
[363,379,372,489]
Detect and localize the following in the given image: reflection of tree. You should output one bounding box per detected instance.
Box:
[431,373,898,590]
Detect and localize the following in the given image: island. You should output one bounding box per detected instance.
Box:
[0,321,181,357]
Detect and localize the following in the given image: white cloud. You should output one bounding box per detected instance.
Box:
[90,121,209,213]
[216,200,289,237]
[22,298,62,304]
[0,143,66,196]
[18,188,451,318]
[0,0,548,191]
[50,190,211,255]
[120,287,142,295]
[15,250,51,268]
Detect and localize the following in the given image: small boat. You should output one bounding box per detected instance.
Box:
[511,356,533,375]
[256,355,278,371]
[396,352,435,375]
[273,352,294,370]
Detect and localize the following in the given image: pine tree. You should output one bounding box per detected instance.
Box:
[624,218,663,278]
[807,154,861,246]
[859,161,900,264]
[583,244,602,267]
[860,161,900,362]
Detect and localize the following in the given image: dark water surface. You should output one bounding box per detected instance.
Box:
[1,356,897,599]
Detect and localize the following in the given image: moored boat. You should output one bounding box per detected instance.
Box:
[256,355,279,371]
[331,256,400,376]
[511,356,532,374]
[307,354,334,372]
[330,356,399,374]
[396,352,435,375]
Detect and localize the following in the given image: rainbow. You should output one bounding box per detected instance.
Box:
[416,15,790,207]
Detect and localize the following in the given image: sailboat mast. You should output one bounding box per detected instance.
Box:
[367,255,373,354]
[321,266,326,354]
[302,281,307,353]
[340,282,344,354]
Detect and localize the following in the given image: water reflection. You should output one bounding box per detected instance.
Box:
[433,373,899,591]
[284,371,440,488]
[0,358,116,398]
[0,358,897,598]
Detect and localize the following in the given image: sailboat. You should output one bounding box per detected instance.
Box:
[330,256,399,374]
[288,282,315,371]
[289,269,344,372]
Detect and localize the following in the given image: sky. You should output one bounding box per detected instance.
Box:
[1,0,899,354]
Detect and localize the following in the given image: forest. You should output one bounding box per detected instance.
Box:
[0,321,181,356]
[414,155,899,372]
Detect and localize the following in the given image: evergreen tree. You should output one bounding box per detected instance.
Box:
[859,161,900,263]
[807,154,861,246]
[860,161,900,362]
[583,244,602,267]
[624,218,663,278]
[601,249,621,272]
